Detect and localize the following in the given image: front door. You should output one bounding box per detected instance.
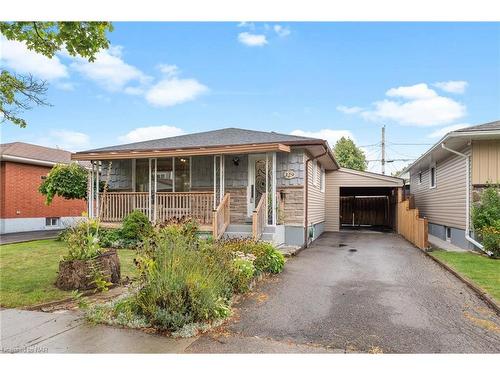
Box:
[247,154,267,217]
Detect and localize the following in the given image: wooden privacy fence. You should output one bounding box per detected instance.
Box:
[340,196,390,226]
[397,193,429,250]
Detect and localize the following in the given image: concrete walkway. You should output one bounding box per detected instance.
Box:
[0,309,195,353]
[428,234,469,252]
[0,230,62,245]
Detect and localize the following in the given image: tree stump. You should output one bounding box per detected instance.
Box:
[55,249,121,291]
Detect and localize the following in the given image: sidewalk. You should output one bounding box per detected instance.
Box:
[0,230,61,245]
[0,309,196,353]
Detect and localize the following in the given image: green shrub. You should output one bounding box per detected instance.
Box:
[472,186,500,232]
[482,226,500,257]
[216,239,285,274]
[39,163,88,205]
[98,228,122,248]
[63,219,102,261]
[232,257,256,293]
[121,210,153,241]
[133,233,233,330]
[252,242,286,274]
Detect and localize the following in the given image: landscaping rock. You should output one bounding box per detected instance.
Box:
[55,249,121,291]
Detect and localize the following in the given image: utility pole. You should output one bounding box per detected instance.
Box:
[381,125,386,175]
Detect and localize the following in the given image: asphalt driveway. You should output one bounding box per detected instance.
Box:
[187,231,500,353]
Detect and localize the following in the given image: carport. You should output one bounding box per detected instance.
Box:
[325,168,404,232]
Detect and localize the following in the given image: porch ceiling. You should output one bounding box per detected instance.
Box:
[72,143,291,161]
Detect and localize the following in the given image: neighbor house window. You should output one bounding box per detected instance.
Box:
[418,171,422,185]
[429,164,436,188]
[45,217,59,226]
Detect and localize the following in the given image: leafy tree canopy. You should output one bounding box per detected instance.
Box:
[333,136,367,171]
[0,22,113,128]
[39,163,88,205]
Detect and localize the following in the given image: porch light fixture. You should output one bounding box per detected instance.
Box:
[232,157,240,166]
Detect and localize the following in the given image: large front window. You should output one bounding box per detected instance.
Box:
[154,157,190,192]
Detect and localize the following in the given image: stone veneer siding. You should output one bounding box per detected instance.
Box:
[225,187,248,224]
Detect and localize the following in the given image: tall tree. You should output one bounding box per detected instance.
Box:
[333,137,367,171]
[0,22,113,128]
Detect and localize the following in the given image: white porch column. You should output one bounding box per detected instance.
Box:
[89,161,94,218]
[272,152,277,226]
[265,153,269,225]
[148,158,152,221]
[95,161,100,220]
[220,155,225,202]
[153,158,157,223]
[213,155,217,209]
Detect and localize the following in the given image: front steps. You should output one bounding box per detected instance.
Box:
[223,224,281,244]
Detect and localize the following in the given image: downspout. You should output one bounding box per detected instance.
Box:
[303,146,328,249]
[441,143,484,252]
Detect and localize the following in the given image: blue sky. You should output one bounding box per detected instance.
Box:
[1,22,499,173]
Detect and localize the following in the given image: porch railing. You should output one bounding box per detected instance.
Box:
[99,191,214,224]
[156,192,213,225]
[213,193,230,240]
[252,193,267,240]
[99,192,149,222]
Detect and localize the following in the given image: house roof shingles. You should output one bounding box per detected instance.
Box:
[0,142,74,164]
[454,120,500,133]
[82,128,325,153]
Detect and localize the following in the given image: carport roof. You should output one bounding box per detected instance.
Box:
[337,167,404,186]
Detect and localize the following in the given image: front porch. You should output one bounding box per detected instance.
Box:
[86,153,279,240]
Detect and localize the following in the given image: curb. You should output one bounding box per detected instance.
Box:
[423,250,500,316]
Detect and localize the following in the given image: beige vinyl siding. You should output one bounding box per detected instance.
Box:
[409,147,469,230]
[472,140,500,185]
[325,169,402,232]
[306,154,325,225]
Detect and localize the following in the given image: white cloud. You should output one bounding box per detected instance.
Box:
[273,25,291,37]
[337,105,364,114]
[0,37,68,80]
[38,129,90,151]
[70,45,150,92]
[238,32,268,47]
[355,83,467,127]
[290,129,355,148]
[428,123,470,138]
[145,77,208,107]
[119,125,185,143]
[54,81,74,91]
[237,22,255,29]
[433,80,468,94]
[158,64,180,77]
[386,83,437,99]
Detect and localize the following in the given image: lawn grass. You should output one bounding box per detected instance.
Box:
[0,239,138,308]
[430,250,500,303]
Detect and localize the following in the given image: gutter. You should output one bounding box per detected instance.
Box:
[440,142,485,253]
[0,155,60,167]
[303,146,329,249]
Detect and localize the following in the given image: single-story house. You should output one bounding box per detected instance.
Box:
[403,120,500,251]
[72,128,403,246]
[0,142,87,234]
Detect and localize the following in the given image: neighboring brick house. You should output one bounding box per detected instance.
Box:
[0,142,86,234]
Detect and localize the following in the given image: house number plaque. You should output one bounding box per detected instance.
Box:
[284,170,296,179]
